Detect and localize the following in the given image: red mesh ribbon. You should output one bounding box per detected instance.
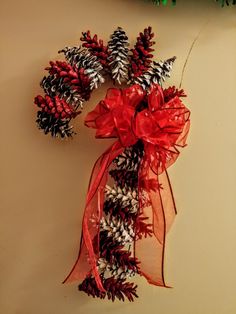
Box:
[63,84,190,290]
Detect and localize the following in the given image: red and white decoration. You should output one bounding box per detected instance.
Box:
[34,26,191,302]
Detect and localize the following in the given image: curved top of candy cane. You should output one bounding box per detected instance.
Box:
[33,26,176,139]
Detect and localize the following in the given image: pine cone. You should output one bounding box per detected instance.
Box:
[34,95,80,120]
[46,61,92,101]
[103,199,136,219]
[163,86,186,102]
[40,75,83,107]
[98,249,139,278]
[98,231,139,280]
[106,263,137,279]
[78,275,138,302]
[133,56,176,89]
[97,257,134,279]
[36,111,74,138]
[108,27,129,84]
[100,214,135,244]
[80,31,109,66]
[98,232,124,259]
[130,26,155,78]
[105,185,139,214]
[113,146,143,172]
[59,46,104,90]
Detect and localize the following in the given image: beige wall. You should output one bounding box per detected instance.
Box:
[1,0,236,313]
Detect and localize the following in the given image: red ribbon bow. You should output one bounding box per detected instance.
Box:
[64,84,190,291]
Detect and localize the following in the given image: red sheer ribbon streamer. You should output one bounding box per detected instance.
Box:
[63,84,190,291]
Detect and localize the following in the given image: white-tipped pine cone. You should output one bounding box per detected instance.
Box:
[113,147,142,172]
[97,258,137,279]
[100,214,135,244]
[133,57,176,89]
[105,185,138,214]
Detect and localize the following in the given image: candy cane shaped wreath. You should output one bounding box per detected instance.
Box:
[34,27,190,302]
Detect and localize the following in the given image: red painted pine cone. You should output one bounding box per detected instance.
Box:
[34,95,80,120]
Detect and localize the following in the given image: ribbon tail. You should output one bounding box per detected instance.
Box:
[136,167,177,287]
[63,141,123,292]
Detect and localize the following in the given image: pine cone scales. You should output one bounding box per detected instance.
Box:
[34,95,80,119]
[113,146,143,171]
[80,30,109,66]
[99,248,139,272]
[40,75,83,106]
[105,185,139,214]
[78,275,138,302]
[59,46,104,90]
[108,27,129,84]
[98,257,138,279]
[109,169,138,189]
[46,61,92,100]
[36,111,74,138]
[130,26,155,78]
[100,214,135,244]
[134,56,176,89]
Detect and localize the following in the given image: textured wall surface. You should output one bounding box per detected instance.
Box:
[0,0,236,313]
